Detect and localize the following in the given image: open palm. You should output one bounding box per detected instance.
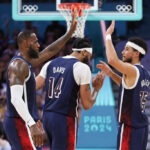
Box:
[106,21,115,35]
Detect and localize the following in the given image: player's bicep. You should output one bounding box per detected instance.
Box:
[35,61,50,90]
[8,60,29,86]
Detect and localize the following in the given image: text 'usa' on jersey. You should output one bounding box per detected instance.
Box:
[44,57,80,117]
[6,56,39,121]
[118,65,150,128]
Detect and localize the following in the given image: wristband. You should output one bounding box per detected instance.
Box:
[106,34,111,40]
[92,90,99,101]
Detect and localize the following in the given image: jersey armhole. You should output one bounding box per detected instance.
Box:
[25,67,31,82]
[122,66,140,89]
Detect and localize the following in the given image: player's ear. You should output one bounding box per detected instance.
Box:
[21,39,28,49]
[81,50,87,56]
[135,51,140,57]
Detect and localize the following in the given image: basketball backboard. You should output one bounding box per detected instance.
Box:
[12,0,142,21]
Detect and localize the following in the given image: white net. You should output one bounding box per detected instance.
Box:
[58,3,91,38]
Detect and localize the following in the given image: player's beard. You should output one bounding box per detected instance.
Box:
[28,46,39,58]
[123,57,132,63]
[83,55,89,65]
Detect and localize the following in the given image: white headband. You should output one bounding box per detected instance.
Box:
[72,48,93,54]
[126,41,145,55]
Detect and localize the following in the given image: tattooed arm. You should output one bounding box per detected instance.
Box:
[31,12,77,67]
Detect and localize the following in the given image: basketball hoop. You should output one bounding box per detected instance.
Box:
[58,3,91,38]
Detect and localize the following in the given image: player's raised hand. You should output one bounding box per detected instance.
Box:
[92,71,105,91]
[69,9,77,34]
[106,20,115,35]
[97,60,113,77]
[30,123,44,147]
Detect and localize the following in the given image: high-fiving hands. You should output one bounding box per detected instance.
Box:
[106,20,115,35]
[69,10,77,35]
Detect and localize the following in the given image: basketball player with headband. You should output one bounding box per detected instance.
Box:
[36,38,105,150]
[97,21,150,150]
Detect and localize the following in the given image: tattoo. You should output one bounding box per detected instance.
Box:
[85,84,91,91]
[32,33,71,67]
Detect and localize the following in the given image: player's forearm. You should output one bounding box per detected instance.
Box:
[43,13,76,56]
[91,89,99,103]
[84,89,99,110]
[11,85,36,127]
[35,30,73,66]
[106,36,119,66]
[109,71,121,86]
[45,29,72,53]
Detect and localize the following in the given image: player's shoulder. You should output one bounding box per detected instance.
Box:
[9,59,29,74]
[73,62,91,75]
[135,65,150,78]
[74,61,90,69]
[136,65,149,73]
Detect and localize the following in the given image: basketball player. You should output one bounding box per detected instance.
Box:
[3,13,77,150]
[97,21,150,150]
[35,38,105,150]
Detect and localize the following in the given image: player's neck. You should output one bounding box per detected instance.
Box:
[70,52,82,61]
[131,59,140,65]
[18,46,32,62]
[18,51,31,62]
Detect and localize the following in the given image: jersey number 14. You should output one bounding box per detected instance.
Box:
[48,77,64,98]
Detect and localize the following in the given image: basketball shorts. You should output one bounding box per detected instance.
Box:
[117,123,148,150]
[3,116,36,150]
[42,111,77,150]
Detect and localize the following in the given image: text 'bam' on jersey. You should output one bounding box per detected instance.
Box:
[53,67,66,74]
[141,79,150,87]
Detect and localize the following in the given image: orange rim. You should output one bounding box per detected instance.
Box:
[58,3,91,10]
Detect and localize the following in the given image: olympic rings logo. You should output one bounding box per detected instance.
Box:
[22,5,38,13]
[116,5,132,13]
